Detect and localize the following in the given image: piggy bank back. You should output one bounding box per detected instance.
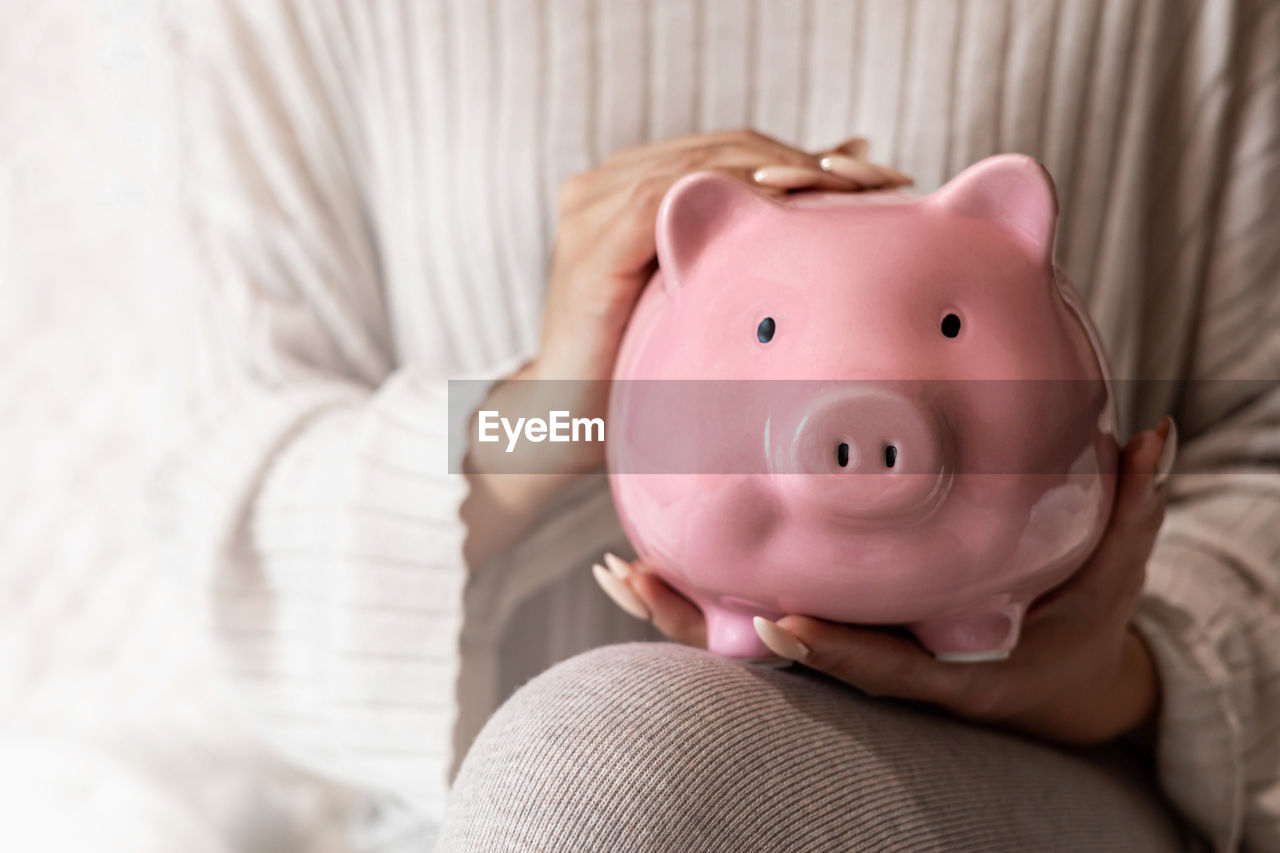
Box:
[606,155,1119,661]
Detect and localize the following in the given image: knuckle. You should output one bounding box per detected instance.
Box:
[1119,505,1165,546]
[671,148,712,173]
[950,681,1003,718]
[821,644,911,698]
[698,141,750,168]
[1113,495,1164,539]
[808,644,862,686]
[628,176,668,208]
[882,654,922,687]
[938,665,1004,717]
[1111,566,1149,617]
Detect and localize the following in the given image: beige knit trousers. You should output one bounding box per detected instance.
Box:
[438,643,1197,851]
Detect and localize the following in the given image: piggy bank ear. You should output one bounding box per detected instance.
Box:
[930,154,1058,264]
[656,172,779,290]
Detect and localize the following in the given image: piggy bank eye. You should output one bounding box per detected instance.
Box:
[940,313,962,338]
[757,317,776,343]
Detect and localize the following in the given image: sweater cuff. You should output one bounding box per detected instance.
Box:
[442,353,535,475]
[1131,587,1245,852]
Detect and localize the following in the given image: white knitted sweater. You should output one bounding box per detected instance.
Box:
[155,1,1280,848]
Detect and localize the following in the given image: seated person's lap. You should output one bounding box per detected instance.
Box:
[439,642,1196,852]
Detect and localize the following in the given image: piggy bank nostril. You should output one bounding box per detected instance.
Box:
[885,445,898,469]
[837,442,850,468]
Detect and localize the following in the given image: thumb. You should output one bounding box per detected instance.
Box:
[1111,416,1176,529]
[1070,417,1175,611]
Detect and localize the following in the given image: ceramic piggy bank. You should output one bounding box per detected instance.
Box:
[606,154,1119,661]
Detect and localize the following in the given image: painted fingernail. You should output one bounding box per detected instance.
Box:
[753,616,810,661]
[819,155,913,187]
[1154,415,1178,490]
[818,154,870,182]
[603,552,632,579]
[753,165,825,189]
[593,564,650,621]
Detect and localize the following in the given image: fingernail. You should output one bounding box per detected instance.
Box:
[603,552,632,580]
[753,165,825,189]
[818,154,868,181]
[593,564,650,621]
[1154,415,1178,490]
[753,616,810,661]
[819,155,913,187]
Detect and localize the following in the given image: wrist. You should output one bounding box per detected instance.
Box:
[470,359,607,473]
[1010,629,1160,746]
[1063,629,1159,744]
[462,359,605,558]
[461,371,584,566]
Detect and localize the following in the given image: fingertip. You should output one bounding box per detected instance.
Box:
[628,568,670,602]
[1154,416,1178,489]
[629,570,707,644]
[775,617,959,702]
[592,563,651,621]
[775,614,824,646]
[753,164,825,190]
[774,615,880,664]
[753,616,810,661]
[602,551,631,579]
[1123,428,1165,476]
[1112,425,1171,526]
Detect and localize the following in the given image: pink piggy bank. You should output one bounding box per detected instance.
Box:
[606,154,1119,662]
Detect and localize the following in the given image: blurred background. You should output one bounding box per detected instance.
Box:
[0,1,355,849]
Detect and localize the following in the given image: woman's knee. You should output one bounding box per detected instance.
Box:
[439,643,803,849]
[438,642,1183,852]
[438,642,920,851]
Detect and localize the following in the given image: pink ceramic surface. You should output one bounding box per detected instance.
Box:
[606,154,1119,661]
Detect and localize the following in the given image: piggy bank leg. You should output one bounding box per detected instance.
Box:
[910,598,1028,663]
[702,605,775,660]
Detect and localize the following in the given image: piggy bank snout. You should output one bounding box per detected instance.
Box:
[782,388,951,522]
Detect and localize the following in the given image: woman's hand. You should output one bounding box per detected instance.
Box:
[464,133,909,565]
[595,418,1178,746]
[533,132,908,388]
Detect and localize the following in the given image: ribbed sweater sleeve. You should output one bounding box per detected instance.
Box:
[1131,7,1280,848]
[153,1,474,816]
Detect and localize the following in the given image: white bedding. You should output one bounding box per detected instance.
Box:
[0,2,354,850]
